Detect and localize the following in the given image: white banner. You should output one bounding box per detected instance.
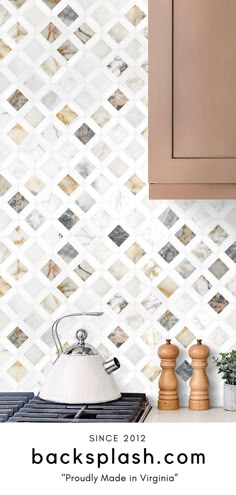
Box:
[0,423,234,494]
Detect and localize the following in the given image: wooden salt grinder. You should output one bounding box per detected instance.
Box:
[158,339,179,410]
[189,339,210,410]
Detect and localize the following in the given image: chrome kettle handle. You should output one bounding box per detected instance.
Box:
[52,312,103,355]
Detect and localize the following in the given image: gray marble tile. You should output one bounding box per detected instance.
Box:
[159,207,179,229]
[108,225,129,246]
[58,5,78,26]
[226,242,236,262]
[58,243,79,263]
[8,193,29,213]
[58,208,79,230]
[75,123,95,144]
[158,242,179,263]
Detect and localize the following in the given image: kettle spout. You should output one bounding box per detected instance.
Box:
[103,357,120,375]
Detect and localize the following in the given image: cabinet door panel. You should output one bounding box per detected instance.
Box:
[149,0,236,198]
[174,0,236,158]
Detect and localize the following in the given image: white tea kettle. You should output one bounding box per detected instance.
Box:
[39,312,121,404]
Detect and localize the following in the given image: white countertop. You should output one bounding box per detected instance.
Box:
[145,407,236,422]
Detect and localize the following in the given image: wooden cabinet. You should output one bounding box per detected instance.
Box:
[149,0,236,198]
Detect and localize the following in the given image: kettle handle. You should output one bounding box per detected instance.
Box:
[52,312,103,355]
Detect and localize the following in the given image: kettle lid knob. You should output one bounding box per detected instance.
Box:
[76,329,88,345]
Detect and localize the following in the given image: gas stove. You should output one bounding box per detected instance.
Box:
[0,393,151,423]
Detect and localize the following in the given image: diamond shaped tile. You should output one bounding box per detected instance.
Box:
[8,260,27,280]
[58,175,78,194]
[41,294,60,314]
[125,174,145,194]
[209,259,229,279]
[209,327,229,347]
[56,105,78,125]
[57,40,77,60]
[107,293,128,314]
[0,39,11,59]
[58,5,78,26]
[93,276,111,296]
[41,22,61,43]
[25,107,44,127]
[108,89,129,110]
[8,89,28,110]
[208,293,229,314]
[108,327,128,348]
[143,260,161,280]
[159,207,179,229]
[193,275,212,295]
[109,22,128,43]
[74,23,95,44]
[0,243,10,263]
[58,243,78,263]
[0,276,11,296]
[41,90,60,108]
[176,360,193,382]
[108,260,127,281]
[176,327,196,348]
[25,345,44,365]
[158,276,178,297]
[57,277,78,298]
[25,177,45,195]
[7,327,28,348]
[107,56,128,76]
[126,5,146,26]
[75,124,95,144]
[9,226,28,245]
[93,39,111,59]
[0,6,10,26]
[125,343,144,364]
[0,176,11,196]
[92,174,111,194]
[225,242,236,263]
[176,259,195,279]
[125,242,145,263]
[158,310,179,330]
[158,242,179,263]
[142,362,161,381]
[226,276,236,296]
[208,225,228,245]
[175,224,196,246]
[41,260,61,280]
[58,209,79,230]
[74,261,95,281]
[8,22,28,43]
[92,106,110,127]
[142,292,162,314]
[75,192,95,212]
[8,124,27,144]
[9,0,26,7]
[42,0,61,9]
[108,225,129,247]
[8,192,29,213]
[8,361,26,382]
[191,242,212,262]
[41,57,61,76]
[26,210,45,230]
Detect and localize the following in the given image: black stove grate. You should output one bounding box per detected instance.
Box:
[0,393,151,423]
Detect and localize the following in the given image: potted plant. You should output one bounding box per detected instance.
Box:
[214,351,236,411]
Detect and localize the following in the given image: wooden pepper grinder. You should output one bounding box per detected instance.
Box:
[189,339,210,410]
[158,339,179,410]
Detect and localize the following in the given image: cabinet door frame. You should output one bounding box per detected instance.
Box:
[149,0,236,199]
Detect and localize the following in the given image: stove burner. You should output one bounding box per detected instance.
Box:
[0,393,151,423]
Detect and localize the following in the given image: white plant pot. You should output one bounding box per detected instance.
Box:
[223,383,236,411]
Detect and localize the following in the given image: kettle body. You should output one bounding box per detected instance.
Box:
[39,313,121,404]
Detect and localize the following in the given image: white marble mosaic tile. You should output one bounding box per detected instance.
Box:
[0,0,236,405]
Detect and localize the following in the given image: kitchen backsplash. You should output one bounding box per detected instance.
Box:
[0,0,236,406]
